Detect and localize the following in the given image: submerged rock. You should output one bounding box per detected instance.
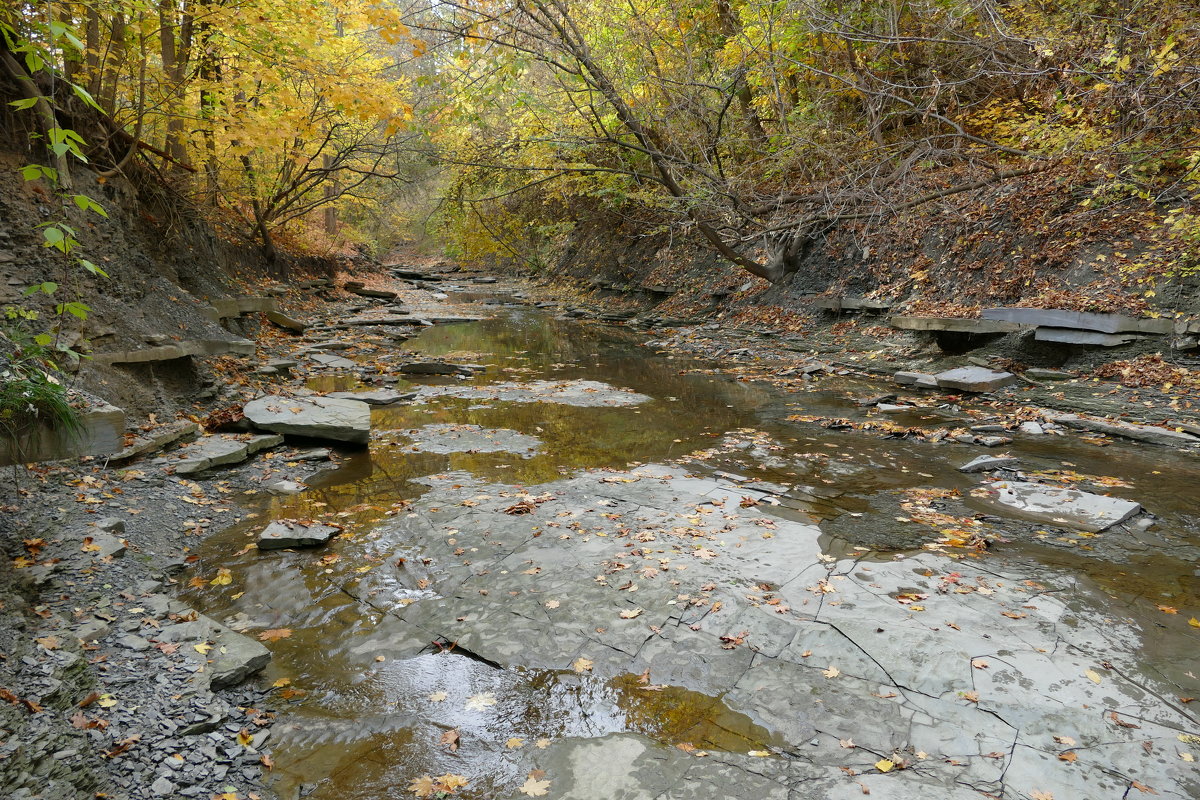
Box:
[974,480,1141,532]
[244,395,371,444]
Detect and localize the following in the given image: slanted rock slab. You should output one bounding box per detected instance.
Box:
[934,367,1019,392]
[973,480,1141,532]
[172,435,250,475]
[327,389,416,405]
[959,455,1019,473]
[257,519,342,549]
[244,395,371,444]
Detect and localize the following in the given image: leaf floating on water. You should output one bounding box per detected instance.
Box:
[535,738,551,749]
[257,628,292,642]
[465,692,497,711]
[518,775,552,796]
[210,568,233,586]
[407,776,436,798]
[747,750,771,757]
[440,728,460,752]
[428,691,447,702]
[437,774,469,793]
[506,737,525,749]
[1189,617,1200,629]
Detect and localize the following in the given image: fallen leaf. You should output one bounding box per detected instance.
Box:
[407,775,436,798]
[237,728,253,747]
[97,694,118,708]
[436,774,469,792]
[1054,735,1076,746]
[822,666,840,679]
[439,728,460,752]
[429,691,447,702]
[506,737,525,749]
[535,738,551,749]
[1058,750,1077,763]
[260,753,274,770]
[465,692,497,711]
[1129,780,1157,794]
[619,608,643,619]
[545,600,560,609]
[35,636,60,650]
[875,758,894,772]
[747,750,771,757]
[1084,669,1102,684]
[1031,792,1054,800]
[518,776,552,797]
[257,628,292,642]
[210,568,233,586]
[572,657,593,673]
[1157,605,1178,614]
[839,739,855,749]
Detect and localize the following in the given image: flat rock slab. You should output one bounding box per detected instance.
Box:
[396,424,542,456]
[414,379,651,407]
[308,352,356,369]
[171,433,283,475]
[158,607,271,689]
[399,361,476,376]
[889,315,1023,333]
[343,281,397,299]
[257,520,342,549]
[327,389,416,405]
[983,307,1175,334]
[264,309,307,333]
[934,367,1018,392]
[973,480,1141,532]
[108,419,199,462]
[1052,414,1200,447]
[1025,368,1074,381]
[244,395,371,444]
[1034,327,1139,347]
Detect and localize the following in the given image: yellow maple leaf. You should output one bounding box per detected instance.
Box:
[875,758,895,772]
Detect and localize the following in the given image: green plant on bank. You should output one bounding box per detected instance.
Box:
[0,13,109,438]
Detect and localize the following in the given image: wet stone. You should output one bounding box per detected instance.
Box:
[243,395,371,444]
[396,424,542,456]
[256,520,341,549]
[326,389,415,405]
[959,455,1020,472]
[973,479,1142,532]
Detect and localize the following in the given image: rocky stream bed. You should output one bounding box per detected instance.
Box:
[1,270,1198,800]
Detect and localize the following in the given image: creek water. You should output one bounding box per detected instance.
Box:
[177,300,1200,799]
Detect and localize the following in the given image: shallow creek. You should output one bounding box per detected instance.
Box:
[178,300,1200,799]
